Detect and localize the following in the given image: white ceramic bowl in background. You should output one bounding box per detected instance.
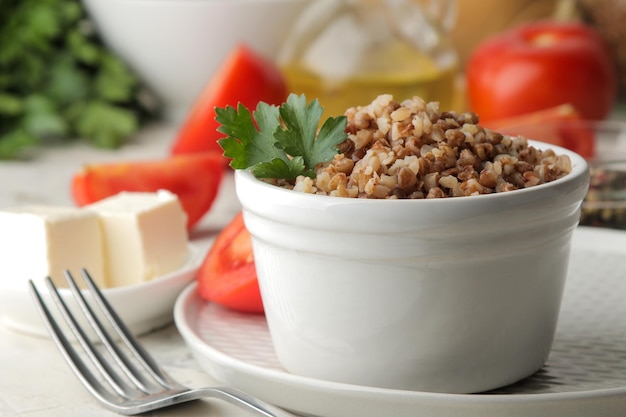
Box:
[234,142,590,394]
[81,0,313,122]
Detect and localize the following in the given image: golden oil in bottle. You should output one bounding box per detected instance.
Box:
[279,0,459,117]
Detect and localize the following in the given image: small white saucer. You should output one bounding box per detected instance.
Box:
[1,244,203,338]
[174,227,626,417]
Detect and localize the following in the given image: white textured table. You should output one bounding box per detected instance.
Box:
[0,123,257,417]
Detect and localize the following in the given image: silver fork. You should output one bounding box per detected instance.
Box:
[28,269,296,416]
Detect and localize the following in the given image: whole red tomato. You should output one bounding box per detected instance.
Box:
[466,21,616,122]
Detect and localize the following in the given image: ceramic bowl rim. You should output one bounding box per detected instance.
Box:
[235,140,589,207]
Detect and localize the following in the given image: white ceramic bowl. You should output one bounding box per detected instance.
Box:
[0,244,202,338]
[234,141,590,394]
[81,0,313,121]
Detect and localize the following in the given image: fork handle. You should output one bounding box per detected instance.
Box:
[190,387,298,417]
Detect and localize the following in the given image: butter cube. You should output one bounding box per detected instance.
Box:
[0,206,105,289]
[86,190,189,287]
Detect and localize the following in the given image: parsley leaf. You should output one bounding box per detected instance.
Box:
[217,93,347,180]
[217,102,283,168]
[275,94,348,172]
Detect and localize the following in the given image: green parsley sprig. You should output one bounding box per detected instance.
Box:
[0,0,158,159]
[216,94,347,180]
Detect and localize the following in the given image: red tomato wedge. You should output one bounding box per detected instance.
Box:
[170,43,288,157]
[481,104,596,159]
[196,212,263,314]
[71,152,224,230]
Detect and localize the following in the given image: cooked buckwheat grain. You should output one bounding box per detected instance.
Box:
[282,95,572,199]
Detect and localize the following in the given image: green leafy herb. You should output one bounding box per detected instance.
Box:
[217,94,347,180]
[0,0,158,159]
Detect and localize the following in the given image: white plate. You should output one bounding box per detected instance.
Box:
[1,244,202,337]
[174,227,626,417]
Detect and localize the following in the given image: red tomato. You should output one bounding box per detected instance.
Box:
[483,104,596,158]
[71,152,224,230]
[467,21,616,122]
[196,212,263,314]
[170,43,288,157]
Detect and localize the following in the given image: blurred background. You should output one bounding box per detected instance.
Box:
[454,0,565,69]
[2,0,624,157]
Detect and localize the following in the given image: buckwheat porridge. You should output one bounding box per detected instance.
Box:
[274,94,572,199]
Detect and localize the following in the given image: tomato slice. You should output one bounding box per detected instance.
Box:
[196,212,263,313]
[170,43,288,157]
[71,152,224,230]
[481,104,596,159]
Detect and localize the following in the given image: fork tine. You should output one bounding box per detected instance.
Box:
[42,275,142,399]
[28,280,125,405]
[79,269,175,389]
[30,272,299,417]
[63,270,157,394]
